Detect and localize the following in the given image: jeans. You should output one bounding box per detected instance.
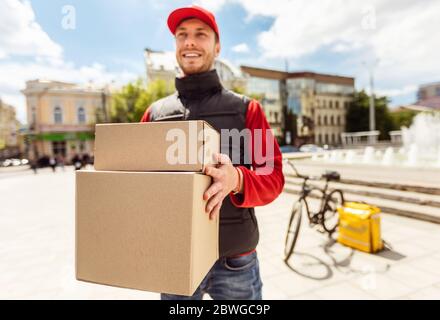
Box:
[161,251,262,300]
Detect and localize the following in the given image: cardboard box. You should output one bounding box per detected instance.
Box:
[94,120,220,172]
[75,169,219,296]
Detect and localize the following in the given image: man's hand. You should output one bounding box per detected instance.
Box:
[203,153,239,220]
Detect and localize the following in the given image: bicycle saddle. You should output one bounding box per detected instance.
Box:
[322,171,340,181]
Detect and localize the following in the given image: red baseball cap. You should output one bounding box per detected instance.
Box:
[167,5,220,39]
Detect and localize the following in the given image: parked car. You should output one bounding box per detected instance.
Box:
[1,158,29,167]
[279,145,300,153]
[299,144,324,153]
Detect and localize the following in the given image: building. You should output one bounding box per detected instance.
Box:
[144,48,247,92]
[417,82,440,101]
[415,82,440,111]
[21,80,111,162]
[0,99,21,160]
[241,66,355,146]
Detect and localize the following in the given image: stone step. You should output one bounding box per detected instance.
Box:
[284,172,440,196]
[283,161,440,195]
[284,176,440,208]
[283,184,440,224]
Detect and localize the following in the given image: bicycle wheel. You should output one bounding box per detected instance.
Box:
[322,189,344,234]
[284,198,304,262]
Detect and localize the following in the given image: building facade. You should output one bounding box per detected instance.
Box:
[0,99,21,160]
[21,80,110,162]
[415,82,440,111]
[241,66,355,146]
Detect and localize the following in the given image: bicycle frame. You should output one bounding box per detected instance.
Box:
[287,160,333,224]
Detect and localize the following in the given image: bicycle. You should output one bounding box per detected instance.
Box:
[284,159,345,262]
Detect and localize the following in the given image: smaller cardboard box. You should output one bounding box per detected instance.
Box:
[94,120,220,172]
[76,170,219,296]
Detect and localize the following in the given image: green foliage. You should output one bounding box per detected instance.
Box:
[346,90,394,140]
[390,109,417,130]
[110,78,174,123]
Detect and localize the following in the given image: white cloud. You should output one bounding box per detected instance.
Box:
[0,0,63,60]
[0,0,138,124]
[375,85,418,98]
[231,43,249,53]
[192,0,230,13]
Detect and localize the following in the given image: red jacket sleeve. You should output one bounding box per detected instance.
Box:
[140,108,151,122]
[229,100,285,207]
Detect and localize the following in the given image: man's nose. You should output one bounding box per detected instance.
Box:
[183,35,196,48]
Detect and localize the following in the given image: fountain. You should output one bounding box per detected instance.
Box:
[401,112,440,166]
[362,146,375,164]
[312,112,440,168]
[382,147,394,166]
[405,144,418,166]
[344,150,356,164]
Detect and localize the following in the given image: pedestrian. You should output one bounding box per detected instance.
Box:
[30,159,38,174]
[57,155,65,171]
[72,154,82,171]
[49,156,57,172]
[140,5,284,300]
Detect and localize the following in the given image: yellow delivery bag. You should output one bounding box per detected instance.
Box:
[337,202,384,253]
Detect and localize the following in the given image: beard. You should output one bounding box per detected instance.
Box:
[176,49,216,76]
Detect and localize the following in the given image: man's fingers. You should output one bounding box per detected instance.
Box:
[205,191,224,213]
[210,201,222,220]
[215,153,232,165]
[204,166,224,180]
[203,181,222,201]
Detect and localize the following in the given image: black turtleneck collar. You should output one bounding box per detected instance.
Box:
[175,69,223,100]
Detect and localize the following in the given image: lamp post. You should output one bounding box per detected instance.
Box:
[363,59,379,132]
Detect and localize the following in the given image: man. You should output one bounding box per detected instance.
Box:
[140,5,284,300]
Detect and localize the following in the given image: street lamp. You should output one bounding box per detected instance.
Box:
[362,59,379,133]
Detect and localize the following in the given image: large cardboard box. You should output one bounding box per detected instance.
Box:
[75,169,219,296]
[94,121,220,172]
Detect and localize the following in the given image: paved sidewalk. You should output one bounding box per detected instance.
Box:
[1,168,440,299]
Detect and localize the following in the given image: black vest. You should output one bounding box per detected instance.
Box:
[148,70,259,257]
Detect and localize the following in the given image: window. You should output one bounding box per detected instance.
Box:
[335,101,339,109]
[330,115,334,125]
[78,107,86,124]
[54,106,63,124]
[329,100,333,108]
[325,134,329,144]
[52,141,66,157]
[323,115,328,125]
[317,115,321,126]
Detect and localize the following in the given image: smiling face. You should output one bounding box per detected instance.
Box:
[175,18,220,76]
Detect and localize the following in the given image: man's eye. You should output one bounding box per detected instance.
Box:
[197,33,207,38]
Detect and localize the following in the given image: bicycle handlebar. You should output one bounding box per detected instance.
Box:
[284,159,319,180]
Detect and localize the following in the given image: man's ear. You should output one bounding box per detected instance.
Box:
[214,41,221,58]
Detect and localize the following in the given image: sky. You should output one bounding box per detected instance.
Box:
[1,0,440,124]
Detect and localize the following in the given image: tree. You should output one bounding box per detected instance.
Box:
[390,109,417,130]
[346,90,394,140]
[110,78,174,123]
